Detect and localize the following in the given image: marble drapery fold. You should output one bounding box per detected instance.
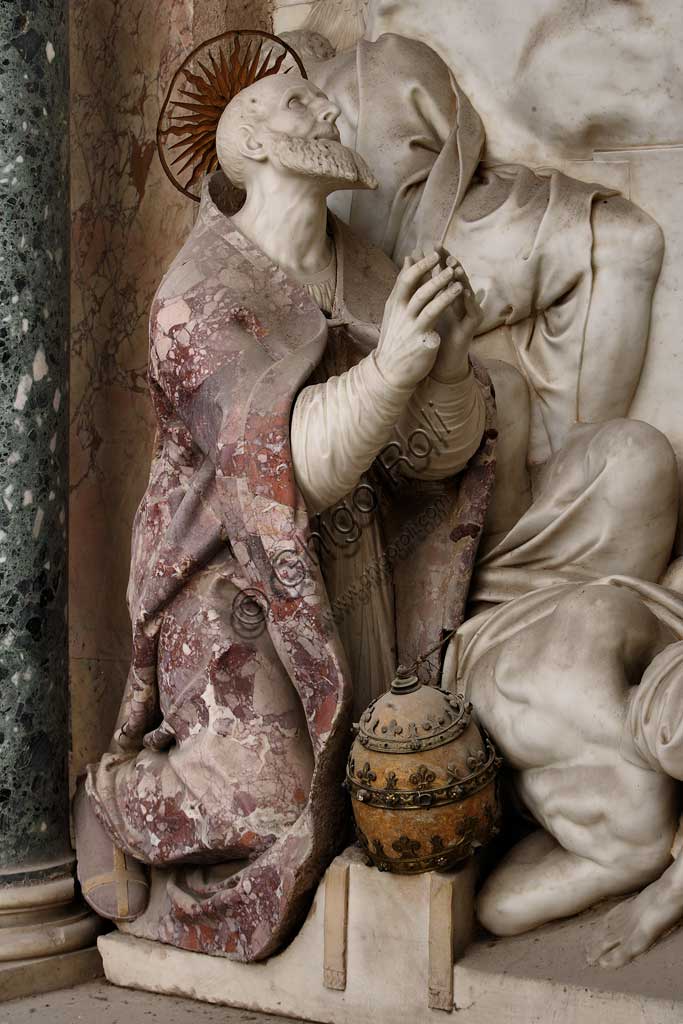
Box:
[309,33,616,461]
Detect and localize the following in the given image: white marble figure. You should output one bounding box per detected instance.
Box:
[445,569,683,967]
[281,27,664,472]
[276,18,683,966]
[437,395,683,971]
[449,371,683,967]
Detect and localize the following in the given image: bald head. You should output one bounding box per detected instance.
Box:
[217,75,333,188]
[216,77,289,188]
[215,73,376,195]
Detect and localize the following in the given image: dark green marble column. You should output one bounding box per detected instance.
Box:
[0,0,98,971]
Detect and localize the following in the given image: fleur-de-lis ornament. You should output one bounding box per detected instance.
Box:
[409,764,437,790]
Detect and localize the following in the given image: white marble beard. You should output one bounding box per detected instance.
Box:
[265,131,377,192]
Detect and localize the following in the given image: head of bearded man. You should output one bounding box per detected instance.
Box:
[215,74,377,197]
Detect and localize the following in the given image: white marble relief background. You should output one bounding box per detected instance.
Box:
[274,0,683,544]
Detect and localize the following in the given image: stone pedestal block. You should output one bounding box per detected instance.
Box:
[101,847,477,1021]
[99,847,683,1024]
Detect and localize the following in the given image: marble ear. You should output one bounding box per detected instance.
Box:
[238,125,268,163]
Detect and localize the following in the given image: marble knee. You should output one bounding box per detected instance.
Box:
[586,418,677,520]
[535,417,678,580]
[603,415,677,576]
[477,877,537,937]
[590,416,675,467]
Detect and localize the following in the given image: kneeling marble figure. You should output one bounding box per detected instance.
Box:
[75,52,496,961]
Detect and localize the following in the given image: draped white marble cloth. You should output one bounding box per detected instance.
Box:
[308,34,614,463]
[443,419,680,695]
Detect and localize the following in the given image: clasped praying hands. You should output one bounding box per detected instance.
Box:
[375,248,483,390]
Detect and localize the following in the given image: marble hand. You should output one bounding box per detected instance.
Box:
[586,863,683,968]
[429,254,484,383]
[375,249,461,390]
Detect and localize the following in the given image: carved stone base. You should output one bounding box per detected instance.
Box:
[0,871,103,1004]
[99,846,683,1024]
[0,875,101,964]
[0,901,101,962]
[103,846,475,1020]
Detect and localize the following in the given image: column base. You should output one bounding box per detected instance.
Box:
[0,901,101,962]
[0,946,103,1003]
[0,872,102,965]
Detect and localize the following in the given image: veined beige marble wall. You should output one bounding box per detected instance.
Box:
[69,0,273,776]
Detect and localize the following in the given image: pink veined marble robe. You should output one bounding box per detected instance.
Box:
[85,170,496,961]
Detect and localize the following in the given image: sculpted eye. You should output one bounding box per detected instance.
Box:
[288,95,305,111]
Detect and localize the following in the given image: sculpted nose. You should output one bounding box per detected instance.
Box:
[319,98,341,124]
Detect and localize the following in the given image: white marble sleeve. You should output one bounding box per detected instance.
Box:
[394,365,486,480]
[291,351,413,514]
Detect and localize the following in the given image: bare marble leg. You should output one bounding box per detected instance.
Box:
[471,584,677,940]
[477,830,647,937]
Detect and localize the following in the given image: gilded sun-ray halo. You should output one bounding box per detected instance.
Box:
[157,29,308,202]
